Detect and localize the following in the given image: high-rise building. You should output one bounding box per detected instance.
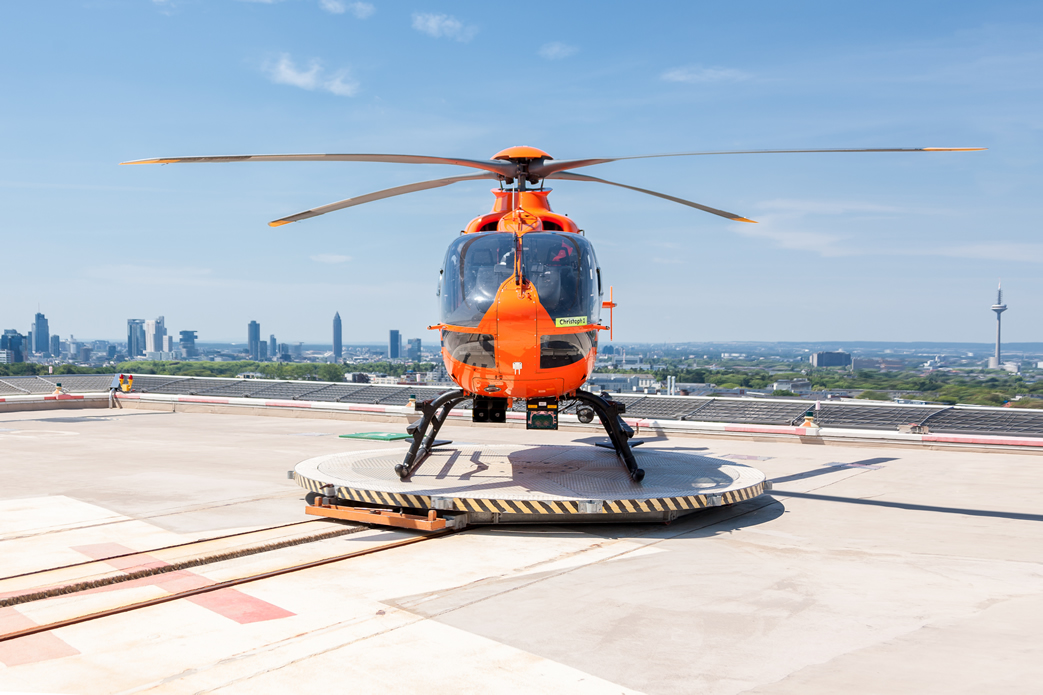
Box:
[144,317,166,353]
[269,335,277,359]
[811,351,851,368]
[1,330,25,363]
[333,312,342,359]
[259,340,268,361]
[49,334,60,357]
[162,335,173,352]
[988,282,1008,369]
[407,338,421,361]
[248,321,261,360]
[32,313,49,355]
[127,319,146,357]
[179,330,198,358]
[389,329,400,359]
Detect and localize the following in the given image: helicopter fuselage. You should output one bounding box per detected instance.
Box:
[437,189,606,401]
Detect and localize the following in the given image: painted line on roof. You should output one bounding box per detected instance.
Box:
[923,433,1043,447]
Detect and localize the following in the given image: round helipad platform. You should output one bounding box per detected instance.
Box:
[294,444,767,523]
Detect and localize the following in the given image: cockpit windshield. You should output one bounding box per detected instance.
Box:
[440,231,601,328]
[521,233,601,324]
[440,233,516,327]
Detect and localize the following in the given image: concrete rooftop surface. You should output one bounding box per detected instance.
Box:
[0,407,1041,694]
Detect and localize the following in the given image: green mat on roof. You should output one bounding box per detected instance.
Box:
[339,432,412,441]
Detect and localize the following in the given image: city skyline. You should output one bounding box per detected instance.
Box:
[1,279,1030,347]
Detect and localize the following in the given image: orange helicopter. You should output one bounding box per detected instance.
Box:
[123,144,983,481]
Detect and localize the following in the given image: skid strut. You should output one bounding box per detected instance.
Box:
[396,388,470,480]
[394,388,642,483]
[575,389,645,482]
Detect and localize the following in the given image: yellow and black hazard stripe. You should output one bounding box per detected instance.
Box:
[294,473,432,508]
[723,484,764,505]
[293,472,765,515]
[449,498,583,514]
[601,482,766,513]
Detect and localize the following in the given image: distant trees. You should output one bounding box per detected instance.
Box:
[317,364,344,382]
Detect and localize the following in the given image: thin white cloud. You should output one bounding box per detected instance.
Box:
[411,13,477,42]
[151,0,182,14]
[539,42,578,60]
[929,243,1043,263]
[661,66,751,84]
[267,55,321,90]
[731,222,851,256]
[757,198,905,215]
[310,254,353,264]
[324,72,359,96]
[733,198,1043,263]
[729,198,894,256]
[320,0,374,17]
[348,1,375,18]
[264,54,359,97]
[85,264,215,285]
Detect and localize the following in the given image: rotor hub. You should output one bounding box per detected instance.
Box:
[491,145,553,162]
[492,147,552,187]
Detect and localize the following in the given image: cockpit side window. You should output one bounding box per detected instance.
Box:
[440,233,516,327]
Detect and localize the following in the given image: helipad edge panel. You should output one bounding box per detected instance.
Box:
[294,444,766,517]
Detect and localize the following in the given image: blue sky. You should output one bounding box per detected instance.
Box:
[1,1,1040,345]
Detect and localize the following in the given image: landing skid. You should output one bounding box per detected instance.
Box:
[575,389,644,482]
[396,388,470,480]
[395,388,645,483]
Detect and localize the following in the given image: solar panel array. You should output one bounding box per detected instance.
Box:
[246,382,335,400]
[0,376,61,393]
[0,379,31,395]
[301,384,369,402]
[813,404,947,430]
[193,380,275,397]
[141,378,239,395]
[131,376,192,392]
[922,407,1043,437]
[46,375,119,392]
[681,399,815,425]
[7,372,1043,438]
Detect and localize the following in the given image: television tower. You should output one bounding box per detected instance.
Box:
[988,281,1007,369]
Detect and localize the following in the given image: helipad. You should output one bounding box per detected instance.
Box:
[294,444,766,523]
[3,406,1043,694]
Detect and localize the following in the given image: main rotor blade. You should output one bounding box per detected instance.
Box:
[268,173,499,226]
[530,147,986,178]
[121,153,515,177]
[546,171,756,223]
